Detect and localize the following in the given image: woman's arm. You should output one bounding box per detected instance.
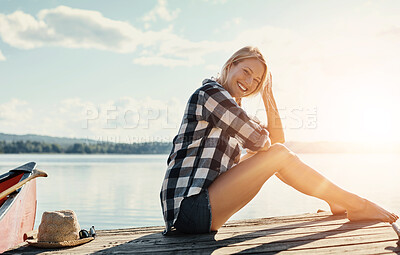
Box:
[262,73,285,144]
[202,82,270,152]
[238,73,282,162]
[238,137,272,163]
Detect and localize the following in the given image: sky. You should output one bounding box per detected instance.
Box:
[0,0,400,143]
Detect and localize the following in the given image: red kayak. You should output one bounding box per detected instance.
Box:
[0,162,38,253]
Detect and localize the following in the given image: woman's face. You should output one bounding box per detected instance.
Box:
[225,58,265,99]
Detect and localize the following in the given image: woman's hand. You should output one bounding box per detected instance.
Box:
[260,72,285,144]
[246,138,271,154]
[261,72,273,99]
[258,138,272,151]
[240,139,271,163]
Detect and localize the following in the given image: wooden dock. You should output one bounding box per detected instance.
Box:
[6,212,400,254]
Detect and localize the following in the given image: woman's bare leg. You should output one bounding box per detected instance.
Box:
[273,170,345,215]
[244,151,346,215]
[275,171,346,215]
[271,150,398,222]
[208,143,398,231]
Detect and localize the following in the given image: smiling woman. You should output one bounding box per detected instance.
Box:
[159,46,399,236]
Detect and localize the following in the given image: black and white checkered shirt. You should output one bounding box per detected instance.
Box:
[160,78,271,235]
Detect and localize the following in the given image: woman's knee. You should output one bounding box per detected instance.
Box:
[258,142,298,163]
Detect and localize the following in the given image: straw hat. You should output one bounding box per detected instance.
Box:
[27,210,94,248]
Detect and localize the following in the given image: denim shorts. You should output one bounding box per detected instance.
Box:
[174,189,212,234]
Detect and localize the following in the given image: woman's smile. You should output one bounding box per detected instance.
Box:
[237,81,248,93]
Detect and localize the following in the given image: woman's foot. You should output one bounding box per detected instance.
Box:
[328,202,346,215]
[347,199,399,223]
[317,202,346,215]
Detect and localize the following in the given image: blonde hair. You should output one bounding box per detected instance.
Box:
[216,46,268,106]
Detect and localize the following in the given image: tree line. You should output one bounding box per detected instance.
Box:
[0,140,172,154]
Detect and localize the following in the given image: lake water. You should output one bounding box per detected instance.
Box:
[0,153,399,230]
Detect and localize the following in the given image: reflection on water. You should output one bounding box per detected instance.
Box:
[0,153,399,230]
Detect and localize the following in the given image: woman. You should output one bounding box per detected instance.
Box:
[160,46,398,235]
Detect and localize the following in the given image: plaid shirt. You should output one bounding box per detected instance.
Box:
[160,78,270,235]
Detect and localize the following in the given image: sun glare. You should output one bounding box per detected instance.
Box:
[336,82,400,143]
[241,77,400,144]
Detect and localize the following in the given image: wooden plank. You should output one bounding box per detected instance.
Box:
[92,222,388,248]
[5,213,400,254]
[91,219,386,247]
[10,225,397,254]
[109,224,395,247]
[88,229,398,254]
[96,213,350,240]
[210,231,399,254]
[276,240,400,255]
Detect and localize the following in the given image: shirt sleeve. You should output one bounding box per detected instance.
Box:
[201,84,271,151]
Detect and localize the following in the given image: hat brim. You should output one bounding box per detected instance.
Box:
[27,237,94,248]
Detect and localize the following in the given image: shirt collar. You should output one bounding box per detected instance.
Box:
[202,78,223,88]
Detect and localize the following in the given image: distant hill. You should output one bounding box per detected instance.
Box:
[0,132,97,146]
[0,133,172,154]
[0,132,399,154]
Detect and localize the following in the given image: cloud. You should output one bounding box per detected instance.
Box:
[0,6,295,68]
[0,99,32,121]
[0,6,141,52]
[73,96,186,143]
[1,4,400,71]
[0,97,185,142]
[0,99,33,133]
[142,0,180,23]
[133,33,224,67]
[0,5,213,66]
[0,49,5,61]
